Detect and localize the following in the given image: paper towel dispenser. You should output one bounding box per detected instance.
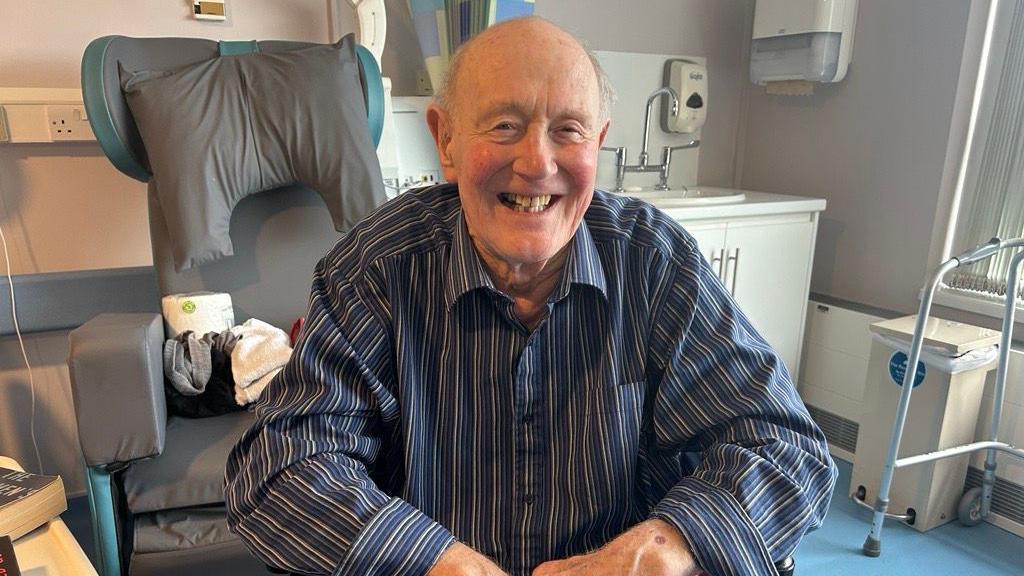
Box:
[750,0,858,85]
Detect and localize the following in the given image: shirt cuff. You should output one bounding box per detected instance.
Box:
[334,497,456,576]
[650,477,776,576]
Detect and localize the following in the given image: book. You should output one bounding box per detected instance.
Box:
[0,534,21,576]
[0,466,66,542]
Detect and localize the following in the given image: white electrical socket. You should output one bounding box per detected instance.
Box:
[46,104,94,141]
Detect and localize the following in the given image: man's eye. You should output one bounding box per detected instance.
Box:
[493,122,517,131]
[557,126,586,140]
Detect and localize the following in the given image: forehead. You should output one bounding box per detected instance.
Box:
[457,33,600,120]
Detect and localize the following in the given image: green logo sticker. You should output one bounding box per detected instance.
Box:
[181,300,197,314]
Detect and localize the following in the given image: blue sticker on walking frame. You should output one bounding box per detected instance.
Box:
[889,351,926,388]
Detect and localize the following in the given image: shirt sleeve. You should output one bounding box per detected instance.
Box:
[224,255,455,576]
[646,241,837,576]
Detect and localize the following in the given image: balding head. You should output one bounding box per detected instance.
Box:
[423,15,612,293]
[434,17,614,122]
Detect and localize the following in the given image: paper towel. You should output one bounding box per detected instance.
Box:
[765,80,814,96]
[162,292,235,338]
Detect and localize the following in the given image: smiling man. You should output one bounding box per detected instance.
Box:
[226,17,836,576]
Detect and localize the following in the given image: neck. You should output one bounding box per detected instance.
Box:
[473,241,570,330]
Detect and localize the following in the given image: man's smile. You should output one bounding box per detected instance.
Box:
[498,192,557,212]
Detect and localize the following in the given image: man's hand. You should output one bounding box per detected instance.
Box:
[428,542,510,576]
[531,519,702,576]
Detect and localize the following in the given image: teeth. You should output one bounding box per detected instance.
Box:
[501,193,552,211]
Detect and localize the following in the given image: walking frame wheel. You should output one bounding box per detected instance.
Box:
[958,486,985,527]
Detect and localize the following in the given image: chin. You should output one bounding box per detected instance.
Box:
[502,241,564,265]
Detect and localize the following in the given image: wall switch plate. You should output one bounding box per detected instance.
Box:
[193,0,227,21]
[46,105,94,141]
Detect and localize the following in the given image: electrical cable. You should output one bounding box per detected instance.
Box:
[0,224,43,473]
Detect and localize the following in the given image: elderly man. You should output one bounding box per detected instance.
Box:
[226,16,836,576]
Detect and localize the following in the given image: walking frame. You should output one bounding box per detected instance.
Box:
[853,237,1024,557]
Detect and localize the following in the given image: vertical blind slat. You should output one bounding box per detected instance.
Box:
[950,0,1024,297]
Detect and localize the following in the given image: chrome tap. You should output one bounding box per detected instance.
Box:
[600,87,700,193]
[640,87,679,168]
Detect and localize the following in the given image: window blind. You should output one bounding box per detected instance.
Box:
[949,0,1024,297]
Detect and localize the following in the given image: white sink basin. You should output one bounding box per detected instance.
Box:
[613,186,747,205]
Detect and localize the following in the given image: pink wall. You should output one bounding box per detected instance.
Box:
[1,0,331,87]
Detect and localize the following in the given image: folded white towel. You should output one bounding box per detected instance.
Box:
[234,367,281,406]
[230,318,292,394]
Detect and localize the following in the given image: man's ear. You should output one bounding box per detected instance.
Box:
[426,103,458,182]
[597,118,611,149]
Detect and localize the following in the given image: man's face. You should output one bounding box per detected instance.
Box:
[428,25,609,271]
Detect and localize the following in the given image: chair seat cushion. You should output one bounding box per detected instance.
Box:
[125,411,255,513]
[133,505,237,553]
[131,506,275,575]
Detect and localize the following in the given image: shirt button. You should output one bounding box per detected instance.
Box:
[522,413,533,425]
[524,494,536,505]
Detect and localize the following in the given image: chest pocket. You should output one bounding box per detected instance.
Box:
[585,380,646,415]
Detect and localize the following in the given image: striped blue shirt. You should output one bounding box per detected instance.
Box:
[225,184,837,576]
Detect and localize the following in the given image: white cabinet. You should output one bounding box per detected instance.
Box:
[726,215,815,373]
[663,205,821,380]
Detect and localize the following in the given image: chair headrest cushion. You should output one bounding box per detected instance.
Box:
[121,34,385,271]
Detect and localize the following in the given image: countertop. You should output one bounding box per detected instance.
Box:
[629,189,827,221]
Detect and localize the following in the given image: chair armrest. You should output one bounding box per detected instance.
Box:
[68,313,167,466]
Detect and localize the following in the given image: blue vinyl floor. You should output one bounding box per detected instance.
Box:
[63,457,1024,574]
[795,458,1024,575]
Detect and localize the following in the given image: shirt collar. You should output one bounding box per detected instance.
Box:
[551,218,607,303]
[444,212,498,309]
[444,211,608,309]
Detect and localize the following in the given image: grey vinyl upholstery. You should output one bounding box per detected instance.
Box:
[68,313,166,465]
[121,38,384,271]
[124,412,255,514]
[85,36,333,178]
[68,34,384,576]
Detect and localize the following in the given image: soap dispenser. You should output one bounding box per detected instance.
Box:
[661,59,707,134]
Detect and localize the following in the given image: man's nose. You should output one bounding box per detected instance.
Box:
[512,129,557,181]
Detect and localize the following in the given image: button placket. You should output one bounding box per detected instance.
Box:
[511,329,546,566]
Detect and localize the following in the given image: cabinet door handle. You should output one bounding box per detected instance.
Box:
[710,249,724,280]
[726,248,740,296]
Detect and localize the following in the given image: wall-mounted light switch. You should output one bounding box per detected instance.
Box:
[193,1,227,21]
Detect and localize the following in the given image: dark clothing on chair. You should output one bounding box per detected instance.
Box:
[164,330,244,418]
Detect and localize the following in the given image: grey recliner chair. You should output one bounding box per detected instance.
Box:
[67,34,385,576]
